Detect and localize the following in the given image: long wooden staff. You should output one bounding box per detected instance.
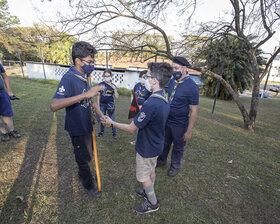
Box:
[87,76,101,192]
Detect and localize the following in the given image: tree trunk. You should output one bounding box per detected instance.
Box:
[204,70,253,130]
[246,49,261,131]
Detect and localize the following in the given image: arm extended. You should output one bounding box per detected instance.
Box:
[50,85,104,112]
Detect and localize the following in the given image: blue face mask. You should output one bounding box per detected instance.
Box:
[81,64,95,75]
[173,71,182,80]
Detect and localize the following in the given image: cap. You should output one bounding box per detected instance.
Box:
[172,56,191,67]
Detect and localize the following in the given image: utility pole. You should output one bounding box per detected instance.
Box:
[263,46,278,93]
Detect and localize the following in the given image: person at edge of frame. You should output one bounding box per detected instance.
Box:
[96,69,119,139]
[50,41,105,198]
[156,56,199,177]
[129,69,152,145]
[0,63,21,142]
[102,62,172,214]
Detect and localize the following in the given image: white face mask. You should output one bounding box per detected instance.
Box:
[104,77,112,82]
[139,78,145,84]
[144,78,151,91]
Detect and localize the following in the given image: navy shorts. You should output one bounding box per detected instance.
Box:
[0,90,14,117]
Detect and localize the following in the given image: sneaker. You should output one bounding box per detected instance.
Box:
[167,168,180,177]
[9,130,21,138]
[135,188,147,199]
[1,133,10,142]
[134,199,159,214]
[112,134,117,139]
[85,188,101,198]
[96,132,103,137]
[130,140,136,145]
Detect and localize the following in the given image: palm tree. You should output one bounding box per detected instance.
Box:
[197,36,265,100]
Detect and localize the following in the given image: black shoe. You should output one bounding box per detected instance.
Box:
[134,199,159,214]
[85,188,101,198]
[135,188,147,199]
[167,168,180,177]
[1,133,10,142]
[9,130,21,138]
[112,134,117,139]
[156,162,166,168]
[96,132,103,137]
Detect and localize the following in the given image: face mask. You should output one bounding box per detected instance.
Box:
[173,71,182,80]
[104,77,112,82]
[81,64,95,75]
[139,78,145,84]
[144,78,151,91]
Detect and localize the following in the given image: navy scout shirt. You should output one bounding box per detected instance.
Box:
[134,89,170,158]
[53,67,92,136]
[167,77,199,128]
[133,82,152,106]
[98,81,115,104]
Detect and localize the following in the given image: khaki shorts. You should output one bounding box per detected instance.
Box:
[136,153,158,182]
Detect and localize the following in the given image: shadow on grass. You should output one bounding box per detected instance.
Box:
[0,109,53,224]
[55,112,79,223]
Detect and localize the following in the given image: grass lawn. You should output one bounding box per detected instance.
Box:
[0,77,279,224]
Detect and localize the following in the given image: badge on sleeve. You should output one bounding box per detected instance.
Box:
[57,85,65,95]
[137,112,146,122]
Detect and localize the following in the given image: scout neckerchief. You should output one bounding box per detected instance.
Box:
[169,75,190,103]
[69,71,96,124]
[136,83,149,97]
[149,89,168,103]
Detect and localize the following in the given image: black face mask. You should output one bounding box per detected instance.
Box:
[173,71,182,80]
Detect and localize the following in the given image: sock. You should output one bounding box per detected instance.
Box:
[144,183,157,205]
[2,117,14,132]
[151,175,156,185]
[0,120,7,134]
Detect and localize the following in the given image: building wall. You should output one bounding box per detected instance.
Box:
[26,62,140,89]
[25,62,202,89]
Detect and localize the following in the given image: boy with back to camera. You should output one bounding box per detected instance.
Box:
[103,62,172,214]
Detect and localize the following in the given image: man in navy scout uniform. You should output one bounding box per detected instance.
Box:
[50,41,105,198]
[0,63,21,142]
[103,62,172,214]
[157,56,199,177]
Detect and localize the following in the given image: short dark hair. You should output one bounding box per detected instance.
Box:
[148,62,172,89]
[139,70,147,78]
[103,69,112,76]
[72,41,97,65]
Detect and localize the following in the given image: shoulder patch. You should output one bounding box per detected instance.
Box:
[57,85,65,95]
[137,112,146,122]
